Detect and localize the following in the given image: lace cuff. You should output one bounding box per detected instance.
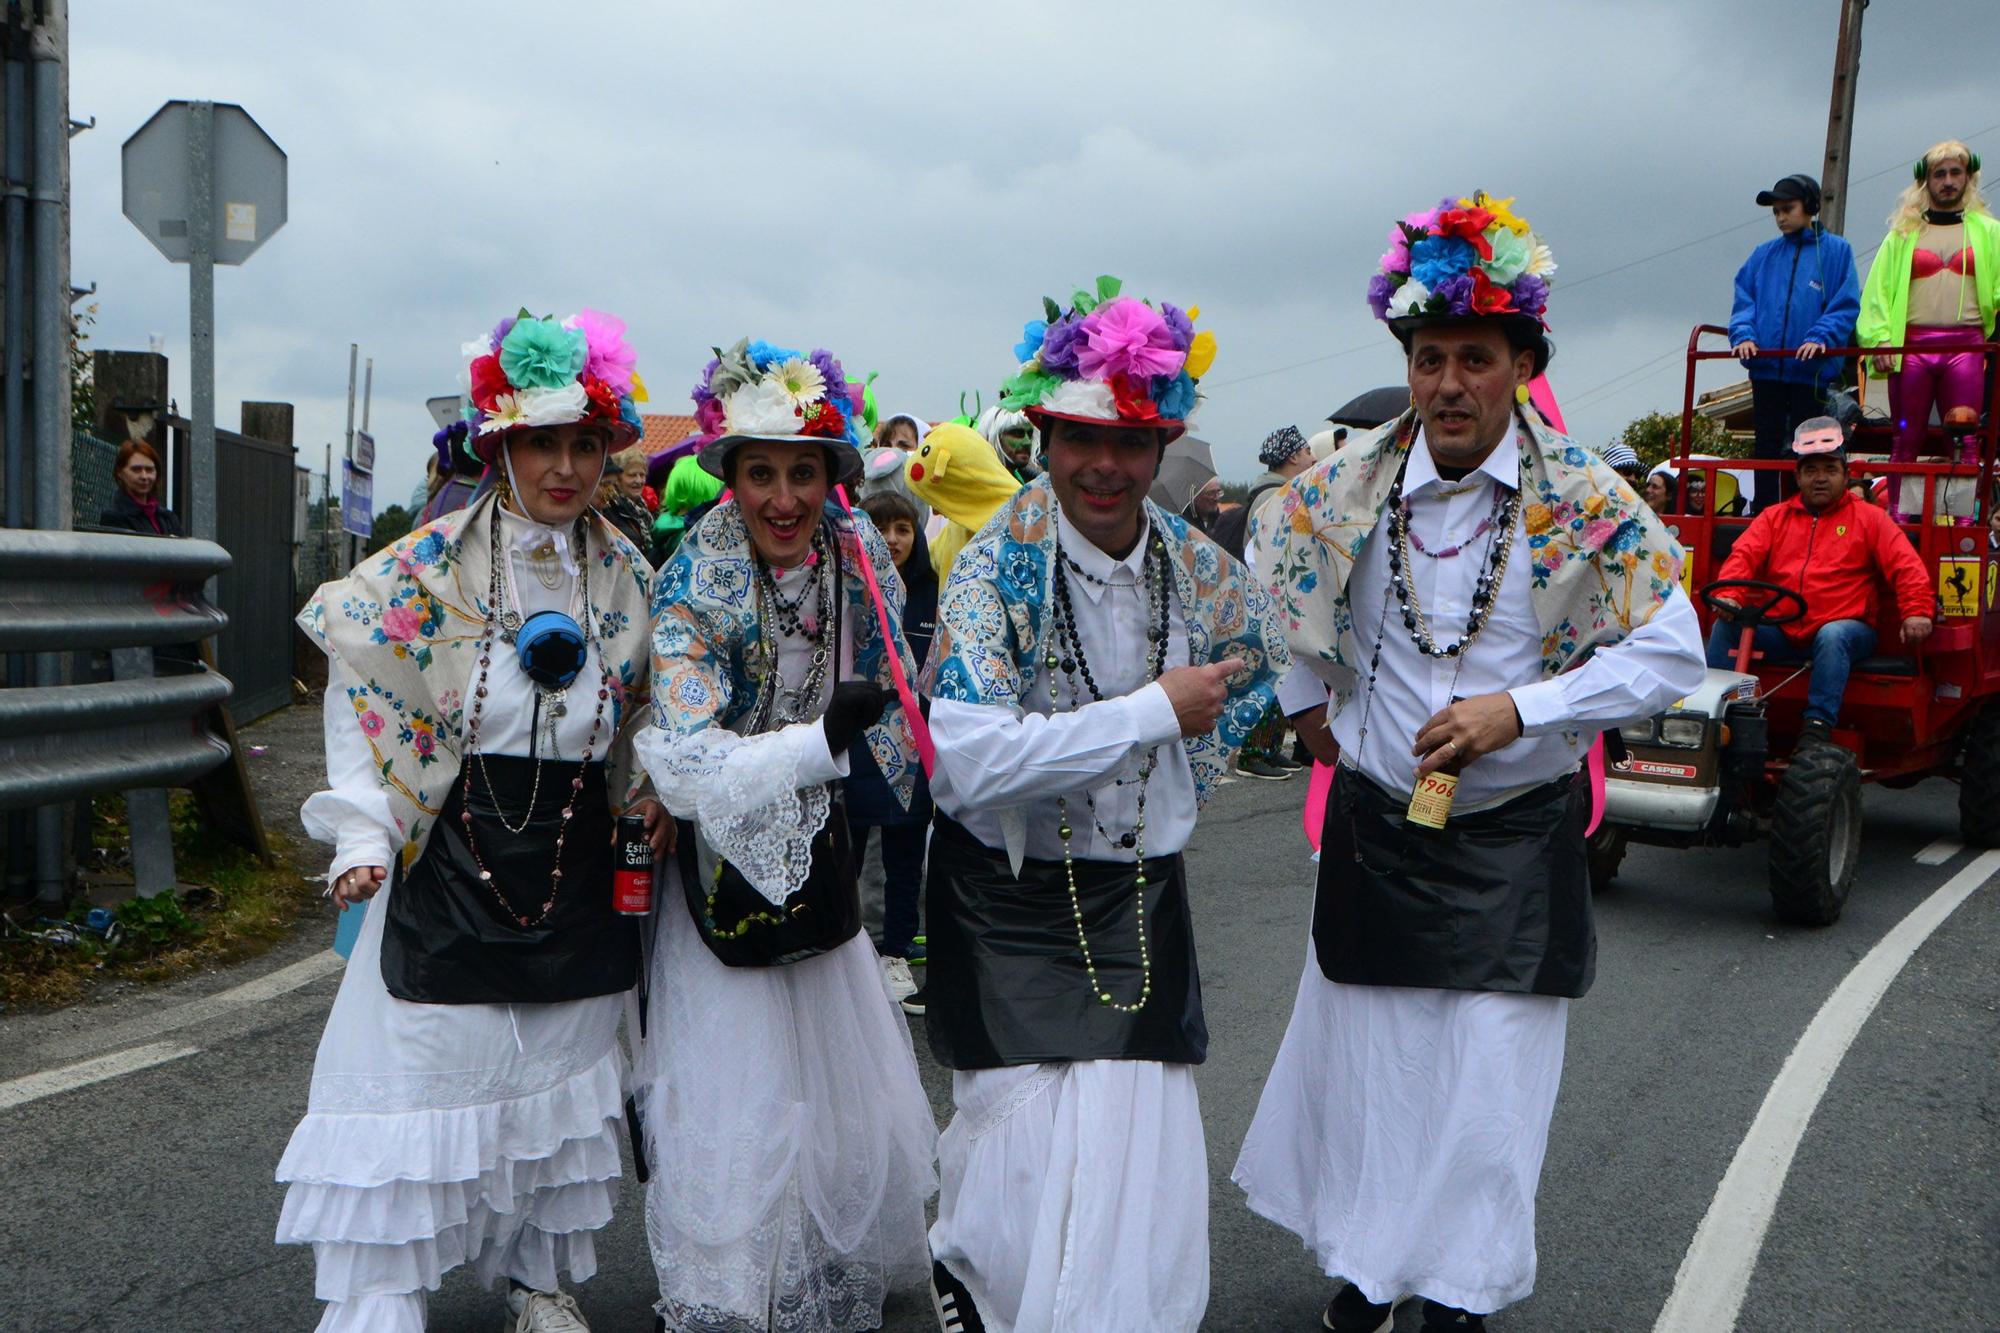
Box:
[633,718,839,905]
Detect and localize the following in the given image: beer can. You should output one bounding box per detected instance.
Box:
[614,812,654,915]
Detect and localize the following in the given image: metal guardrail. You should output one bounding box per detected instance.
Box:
[0,527,230,651]
[0,528,234,813]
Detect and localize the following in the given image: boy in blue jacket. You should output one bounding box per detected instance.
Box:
[1730,173,1860,513]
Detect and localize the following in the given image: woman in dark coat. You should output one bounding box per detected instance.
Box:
[98,438,183,536]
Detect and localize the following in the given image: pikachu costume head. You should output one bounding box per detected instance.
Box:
[905,422,1025,580]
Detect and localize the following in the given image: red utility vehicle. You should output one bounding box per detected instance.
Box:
[1593,327,2000,924]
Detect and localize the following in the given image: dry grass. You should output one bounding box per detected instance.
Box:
[0,793,321,1010]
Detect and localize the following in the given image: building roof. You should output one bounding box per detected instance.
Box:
[640,413,701,455]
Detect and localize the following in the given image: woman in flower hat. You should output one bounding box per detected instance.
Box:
[631,339,936,1332]
[277,310,665,1333]
[1236,197,1703,1332]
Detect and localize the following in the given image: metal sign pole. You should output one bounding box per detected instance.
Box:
[186,99,216,547]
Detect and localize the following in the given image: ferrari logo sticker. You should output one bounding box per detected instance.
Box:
[1939,558,1980,618]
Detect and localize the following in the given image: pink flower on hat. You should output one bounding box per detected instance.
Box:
[1075,297,1185,383]
[569,308,637,397]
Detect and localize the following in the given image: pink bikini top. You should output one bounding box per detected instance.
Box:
[1912,247,1975,279]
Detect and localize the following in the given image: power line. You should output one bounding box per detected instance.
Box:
[1206,338,1382,388]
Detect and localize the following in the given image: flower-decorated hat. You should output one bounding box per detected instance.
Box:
[691,338,866,487]
[999,274,1215,445]
[1367,192,1557,373]
[447,308,647,469]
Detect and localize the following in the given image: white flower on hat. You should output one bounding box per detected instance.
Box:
[482,393,528,431]
[723,379,802,436]
[769,357,827,408]
[1387,278,1433,319]
[1041,377,1118,421]
[518,380,588,427]
[1526,239,1557,278]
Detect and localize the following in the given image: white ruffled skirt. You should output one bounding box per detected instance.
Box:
[1231,956,1569,1315]
[274,875,628,1332]
[634,863,937,1332]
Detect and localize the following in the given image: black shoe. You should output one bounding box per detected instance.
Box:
[932,1259,985,1332]
[1271,750,1305,770]
[1798,717,1833,749]
[1323,1282,1398,1333]
[901,983,928,1017]
[1420,1299,1487,1331]
[1237,755,1293,781]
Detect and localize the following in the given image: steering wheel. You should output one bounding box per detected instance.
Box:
[1699,578,1807,629]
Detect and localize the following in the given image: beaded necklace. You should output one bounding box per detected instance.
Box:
[458,509,612,929]
[1048,524,1171,1013]
[701,530,841,938]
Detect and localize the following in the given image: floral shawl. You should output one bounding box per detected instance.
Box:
[297,491,655,868]
[1251,408,1682,706]
[926,475,1290,813]
[645,500,922,898]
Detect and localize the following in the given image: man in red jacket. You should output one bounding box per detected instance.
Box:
[1708,417,1934,742]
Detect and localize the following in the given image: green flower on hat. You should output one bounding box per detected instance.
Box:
[499,317,587,391]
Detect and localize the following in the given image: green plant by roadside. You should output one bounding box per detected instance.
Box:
[1,792,321,1009]
[1617,410,1744,470]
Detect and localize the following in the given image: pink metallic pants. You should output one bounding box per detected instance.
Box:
[1887,324,1987,517]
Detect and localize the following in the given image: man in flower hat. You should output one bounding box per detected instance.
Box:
[920,276,1289,1332]
[1237,195,1705,1332]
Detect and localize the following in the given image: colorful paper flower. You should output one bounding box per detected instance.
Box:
[1000,366,1061,410]
[723,379,797,435]
[1465,192,1530,236]
[769,356,827,407]
[1410,235,1478,289]
[694,396,726,435]
[1513,273,1550,318]
[582,373,620,421]
[468,354,511,412]
[1432,204,1496,258]
[1483,227,1533,285]
[482,393,529,431]
[1526,242,1557,278]
[1110,374,1161,423]
[500,318,588,391]
[1159,303,1196,353]
[1014,319,1048,365]
[569,308,637,396]
[1155,371,1197,420]
[1076,298,1185,382]
[744,339,799,371]
[1040,378,1116,420]
[1184,329,1217,380]
[1469,269,1516,315]
[1367,273,1398,319]
[1039,317,1087,376]
[1387,278,1434,318]
[518,381,589,426]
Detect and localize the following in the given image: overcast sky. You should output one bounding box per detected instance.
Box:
[68,0,2000,514]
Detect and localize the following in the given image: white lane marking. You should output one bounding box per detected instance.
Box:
[0,1040,199,1112]
[50,948,344,1064]
[1914,836,1964,866]
[1653,849,2000,1333]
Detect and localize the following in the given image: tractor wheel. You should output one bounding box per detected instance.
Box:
[1587,826,1627,895]
[1767,742,1862,926]
[1957,702,2000,847]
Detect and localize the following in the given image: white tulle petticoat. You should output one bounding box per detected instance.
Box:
[634,862,937,1332]
[274,876,628,1331]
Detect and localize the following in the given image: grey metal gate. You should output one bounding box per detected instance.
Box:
[168,416,297,720]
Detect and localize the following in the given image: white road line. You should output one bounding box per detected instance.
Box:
[1914,836,1964,866]
[55,948,345,1063]
[0,1040,199,1112]
[1653,849,2000,1333]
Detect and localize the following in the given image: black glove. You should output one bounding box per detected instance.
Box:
[822,681,889,757]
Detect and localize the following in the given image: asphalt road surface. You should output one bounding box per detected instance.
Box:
[4,774,1995,1331]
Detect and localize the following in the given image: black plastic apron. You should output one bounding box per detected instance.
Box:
[1314,764,1594,998]
[381,755,639,1005]
[923,814,1206,1071]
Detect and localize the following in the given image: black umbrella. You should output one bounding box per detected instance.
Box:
[1328,386,1409,428]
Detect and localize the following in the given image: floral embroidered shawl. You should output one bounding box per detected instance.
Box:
[1251,408,1682,706]
[926,475,1290,810]
[297,491,655,867]
[648,499,922,805]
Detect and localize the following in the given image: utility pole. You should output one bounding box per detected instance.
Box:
[1819,0,1867,236]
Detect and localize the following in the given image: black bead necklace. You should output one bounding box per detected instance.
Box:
[1385,462,1520,660]
[1047,528,1171,1012]
[461,510,611,929]
[754,530,828,640]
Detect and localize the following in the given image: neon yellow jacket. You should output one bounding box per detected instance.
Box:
[1857,211,2000,371]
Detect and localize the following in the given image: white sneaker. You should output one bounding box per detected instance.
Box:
[505,1287,590,1333]
[881,954,918,1003]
